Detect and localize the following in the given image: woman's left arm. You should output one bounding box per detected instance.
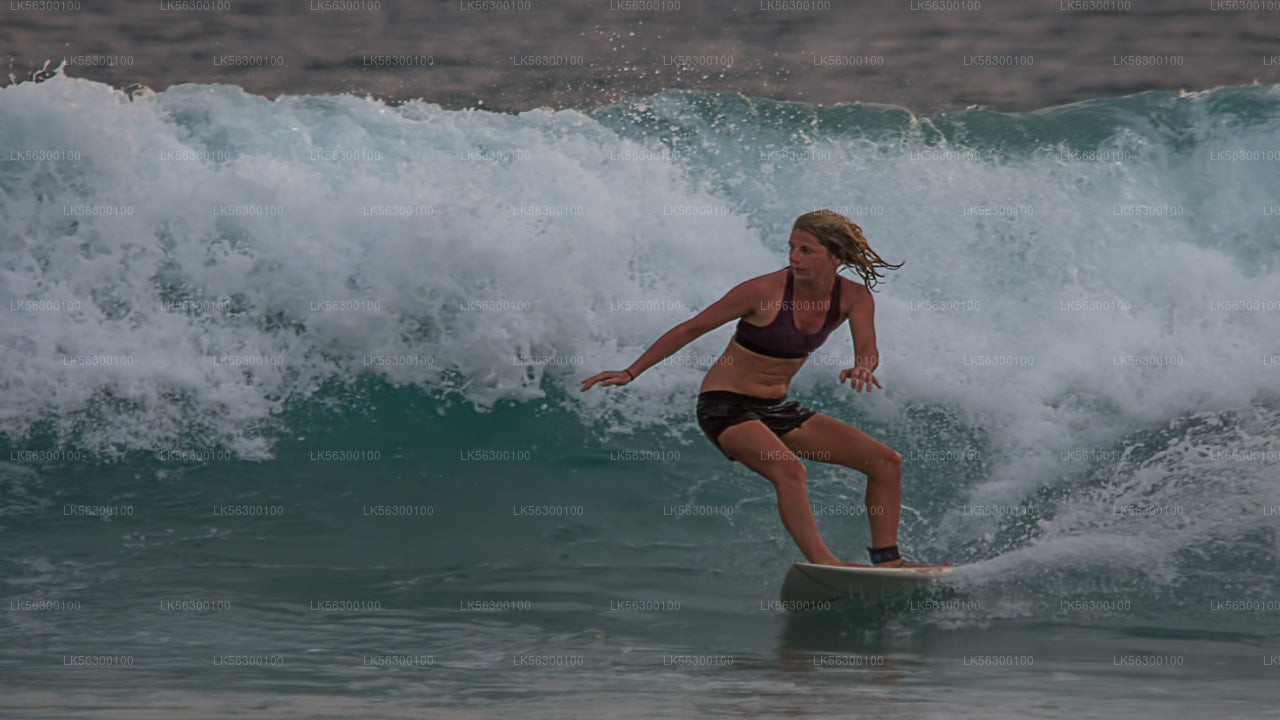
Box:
[840,282,882,392]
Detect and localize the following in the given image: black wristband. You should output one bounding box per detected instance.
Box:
[622,368,634,380]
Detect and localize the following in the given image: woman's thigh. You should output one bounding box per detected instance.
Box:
[716,419,807,482]
[777,413,900,474]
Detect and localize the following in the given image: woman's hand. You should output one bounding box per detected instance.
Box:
[839,367,882,393]
[579,370,633,391]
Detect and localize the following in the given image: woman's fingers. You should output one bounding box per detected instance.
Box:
[840,368,880,392]
[580,371,628,391]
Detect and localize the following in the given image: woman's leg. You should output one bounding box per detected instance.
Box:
[714,419,845,566]
[777,413,903,551]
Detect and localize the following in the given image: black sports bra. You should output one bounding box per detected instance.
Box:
[733,269,842,359]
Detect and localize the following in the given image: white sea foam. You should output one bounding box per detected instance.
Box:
[2,75,1279,511]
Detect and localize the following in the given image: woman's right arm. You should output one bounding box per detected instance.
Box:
[579,278,760,391]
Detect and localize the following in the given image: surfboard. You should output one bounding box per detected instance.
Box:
[779,562,953,608]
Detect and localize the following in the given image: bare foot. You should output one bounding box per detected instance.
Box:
[873,559,950,568]
[811,558,870,567]
[812,558,949,568]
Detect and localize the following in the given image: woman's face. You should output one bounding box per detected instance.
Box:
[789,229,835,279]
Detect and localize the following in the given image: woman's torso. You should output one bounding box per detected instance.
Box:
[699,268,852,398]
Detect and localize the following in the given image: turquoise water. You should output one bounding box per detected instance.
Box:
[2,73,1280,717]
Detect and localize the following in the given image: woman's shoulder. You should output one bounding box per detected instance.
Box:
[839,274,870,292]
[752,267,789,281]
[838,274,870,296]
[737,267,788,293]
[838,274,871,317]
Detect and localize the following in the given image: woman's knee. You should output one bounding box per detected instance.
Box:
[768,460,808,490]
[866,445,902,478]
[885,447,902,471]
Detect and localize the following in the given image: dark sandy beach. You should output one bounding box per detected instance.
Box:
[5,0,1279,112]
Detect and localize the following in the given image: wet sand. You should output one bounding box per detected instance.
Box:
[4,0,1279,112]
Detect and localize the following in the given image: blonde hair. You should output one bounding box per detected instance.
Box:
[793,209,902,291]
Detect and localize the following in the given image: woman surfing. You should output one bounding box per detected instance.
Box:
[581,209,941,568]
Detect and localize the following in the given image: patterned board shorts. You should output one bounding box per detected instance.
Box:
[695,390,818,462]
